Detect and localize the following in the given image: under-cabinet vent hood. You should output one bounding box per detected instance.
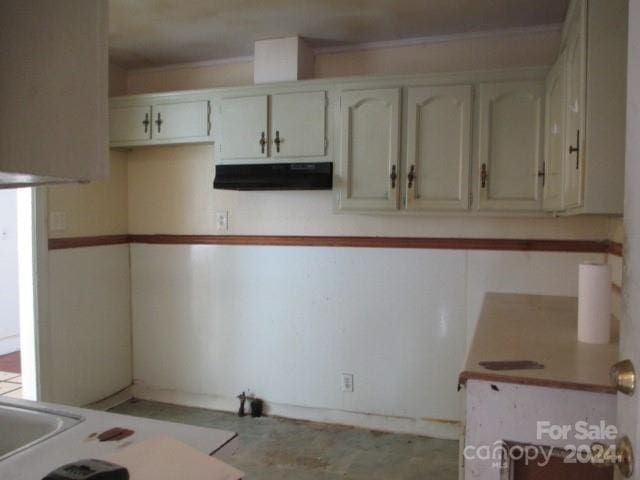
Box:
[213,162,332,191]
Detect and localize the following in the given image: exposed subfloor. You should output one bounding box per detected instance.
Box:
[110,399,459,480]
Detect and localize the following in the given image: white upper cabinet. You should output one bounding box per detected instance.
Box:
[543,52,567,212]
[562,2,586,210]
[1,0,108,185]
[153,100,211,143]
[336,88,401,211]
[405,85,471,211]
[219,95,268,160]
[217,90,327,163]
[552,0,627,215]
[271,92,326,158]
[477,81,544,211]
[110,106,152,144]
[109,93,213,148]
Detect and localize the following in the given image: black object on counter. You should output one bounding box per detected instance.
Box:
[42,459,129,480]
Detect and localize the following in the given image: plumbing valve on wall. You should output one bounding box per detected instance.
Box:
[237,391,264,418]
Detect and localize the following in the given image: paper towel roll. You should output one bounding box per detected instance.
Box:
[578,262,612,344]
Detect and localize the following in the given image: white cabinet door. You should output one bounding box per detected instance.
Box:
[271,91,326,159]
[405,85,471,211]
[153,100,211,142]
[478,81,544,211]
[1,0,108,183]
[219,95,268,160]
[109,106,152,145]
[563,6,586,209]
[337,88,401,211]
[543,53,567,212]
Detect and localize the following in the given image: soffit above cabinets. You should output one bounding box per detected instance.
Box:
[109,0,569,69]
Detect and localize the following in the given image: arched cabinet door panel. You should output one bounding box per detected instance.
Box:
[405,85,472,211]
[543,51,567,212]
[477,81,545,212]
[336,88,401,212]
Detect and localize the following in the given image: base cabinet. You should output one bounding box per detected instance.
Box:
[462,380,615,480]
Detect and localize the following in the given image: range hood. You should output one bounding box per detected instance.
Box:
[213,162,332,191]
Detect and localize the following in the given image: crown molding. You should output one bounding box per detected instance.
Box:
[125,23,562,74]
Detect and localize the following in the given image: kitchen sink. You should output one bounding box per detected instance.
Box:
[0,400,84,461]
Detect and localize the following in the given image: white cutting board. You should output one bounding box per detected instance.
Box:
[107,435,244,480]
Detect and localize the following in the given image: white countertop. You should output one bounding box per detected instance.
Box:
[0,397,238,479]
[459,293,619,394]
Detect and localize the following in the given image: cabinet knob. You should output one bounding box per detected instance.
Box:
[481,163,488,189]
[155,112,163,133]
[407,165,415,189]
[259,131,266,154]
[390,165,397,189]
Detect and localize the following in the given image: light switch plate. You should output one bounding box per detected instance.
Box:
[50,211,67,232]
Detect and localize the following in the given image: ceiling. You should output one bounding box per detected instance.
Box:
[109,0,569,70]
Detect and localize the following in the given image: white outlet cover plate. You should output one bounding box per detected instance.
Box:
[215,211,228,231]
[341,373,354,392]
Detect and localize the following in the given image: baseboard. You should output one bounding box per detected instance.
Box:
[132,383,461,440]
[0,336,20,357]
[85,386,134,411]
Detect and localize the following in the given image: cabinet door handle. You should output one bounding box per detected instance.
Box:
[274,130,282,153]
[390,165,397,189]
[155,112,163,133]
[407,165,415,188]
[259,131,266,154]
[569,130,580,169]
[481,163,488,189]
[142,113,150,134]
[538,162,546,187]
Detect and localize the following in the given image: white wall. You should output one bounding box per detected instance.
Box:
[48,245,132,406]
[0,189,20,356]
[130,244,604,438]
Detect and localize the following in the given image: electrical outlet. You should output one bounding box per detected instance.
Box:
[215,210,228,231]
[50,211,67,232]
[341,373,354,393]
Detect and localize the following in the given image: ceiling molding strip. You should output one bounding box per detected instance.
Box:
[125,23,562,74]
